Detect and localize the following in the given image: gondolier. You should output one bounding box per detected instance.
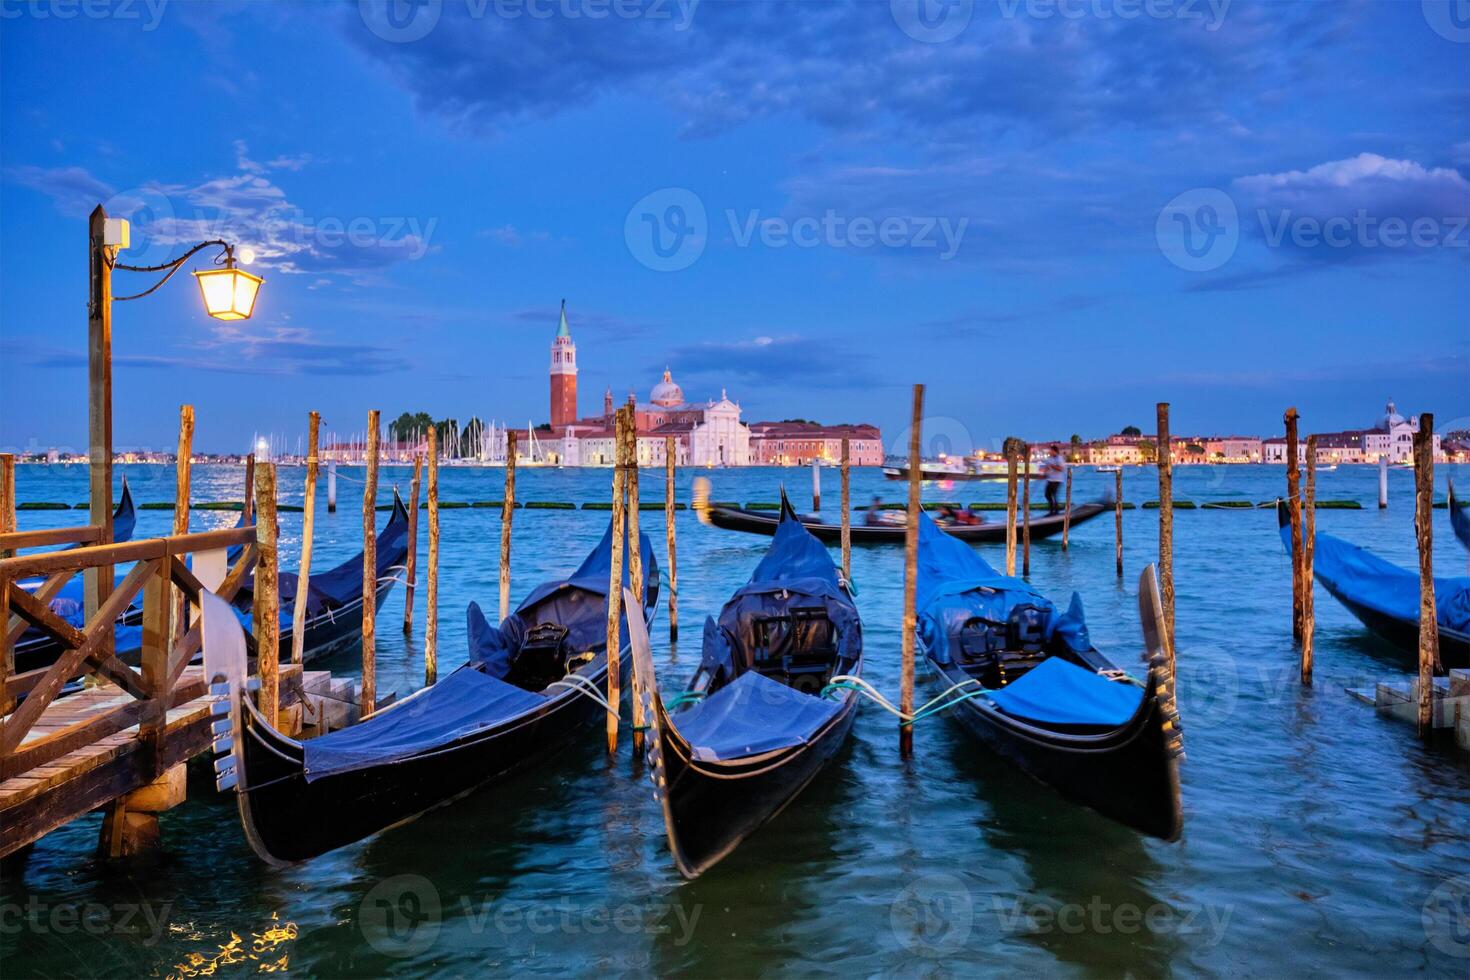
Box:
[1042,444,1067,515]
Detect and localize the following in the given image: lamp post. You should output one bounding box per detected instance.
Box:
[85,203,263,637]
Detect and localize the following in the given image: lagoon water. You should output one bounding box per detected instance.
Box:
[2,463,1468,977]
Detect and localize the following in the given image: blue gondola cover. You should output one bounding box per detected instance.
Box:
[302,666,546,781]
[985,657,1142,726]
[671,670,840,762]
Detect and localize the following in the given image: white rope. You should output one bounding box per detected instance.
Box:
[545,673,615,716]
[825,673,987,723]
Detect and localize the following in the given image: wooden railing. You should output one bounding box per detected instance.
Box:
[0,525,257,782]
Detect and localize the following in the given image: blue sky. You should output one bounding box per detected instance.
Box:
[2,0,1467,454]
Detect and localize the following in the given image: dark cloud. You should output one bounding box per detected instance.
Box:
[665,335,882,391]
[5,165,114,216]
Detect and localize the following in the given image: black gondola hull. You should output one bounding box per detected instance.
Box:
[704,501,1108,544]
[1320,583,1470,670]
[235,651,631,865]
[928,656,1183,841]
[647,670,859,878]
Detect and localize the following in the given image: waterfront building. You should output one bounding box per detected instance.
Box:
[549,300,578,428]
[747,422,884,465]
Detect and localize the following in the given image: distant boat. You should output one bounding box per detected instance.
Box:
[1094,464,1122,473]
[883,457,1008,481]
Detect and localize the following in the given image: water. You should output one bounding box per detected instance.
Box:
[3,463,1468,976]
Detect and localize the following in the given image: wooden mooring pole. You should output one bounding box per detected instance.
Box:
[328,460,337,513]
[812,457,821,513]
[171,406,194,646]
[900,385,924,759]
[426,428,440,686]
[1022,446,1032,578]
[840,436,852,583]
[360,411,380,717]
[605,407,629,754]
[254,462,279,727]
[665,435,678,643]
[1005,444,1018,577]
[625,404,645,755]
[87,205,114,664]
[1285,408,1304,644]
[1378,453,1388,509]
[1413,415,1438,736]
[1114,469,1124,578]
[1301,435,1317,685]
[500,431,518,622]
[402,450,422,635]
[1061,464,1072,552]
[0,453,14,560]
[243,454,255,523]
[292,412,320,665]
[1156,402,1175,663]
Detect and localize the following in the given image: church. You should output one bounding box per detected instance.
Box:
[540,302,751,467]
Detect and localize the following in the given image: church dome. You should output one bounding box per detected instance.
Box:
[1380,398,1406,429]
[650,368,684,407]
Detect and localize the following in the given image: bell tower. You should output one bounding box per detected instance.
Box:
[549,299,577,427]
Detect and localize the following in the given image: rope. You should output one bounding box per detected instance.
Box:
[544,673,616,716]
[663,691,706,710]
[821,674,991,727]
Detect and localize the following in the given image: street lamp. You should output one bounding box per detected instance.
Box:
[84,204,265,638]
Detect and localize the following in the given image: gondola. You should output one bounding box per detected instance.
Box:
[696,484,1109,544]
[914,511,1183,840]
[882,459,1009,481]
[1451,480,1470,553]
[14,489,410,675]
[212,519,659,865]
[1276,500,1470,669]
[632,494,862,878]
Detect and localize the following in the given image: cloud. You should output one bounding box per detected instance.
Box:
[477,224,551,247]
[5,165,114,216]
[666,335,882,390]
[1,323,397,378]
[1231,153,1470,257]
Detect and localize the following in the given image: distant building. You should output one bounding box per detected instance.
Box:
[549,300,578,428]
[1262,399,1441,464]
[748,422,884,466]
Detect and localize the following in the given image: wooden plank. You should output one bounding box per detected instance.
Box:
[9,568,81,648]
[139,558,169,772]
[0,526,102,552]
[0,526,252,579]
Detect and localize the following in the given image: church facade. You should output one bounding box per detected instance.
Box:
[539,306,752,466]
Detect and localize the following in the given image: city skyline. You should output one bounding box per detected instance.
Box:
[2,3,1468,454]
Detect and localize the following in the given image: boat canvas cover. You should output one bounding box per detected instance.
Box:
[915,512,1089,664]
[466,519,658,679]
[698,504,860,685]
[670,670,841,763]
[301,666,546,781]
[1281,523,1470,635]
[985,656,1142,727]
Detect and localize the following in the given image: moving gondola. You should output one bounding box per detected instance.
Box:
[14,489,410,675]
[915,512,1183,840]
[882,458,1009,481]
[695,483,1109,545]
[632,494,862,878]
[1276,500,1470,670]
[1452,480,1470,553]
[212,519,659,865]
